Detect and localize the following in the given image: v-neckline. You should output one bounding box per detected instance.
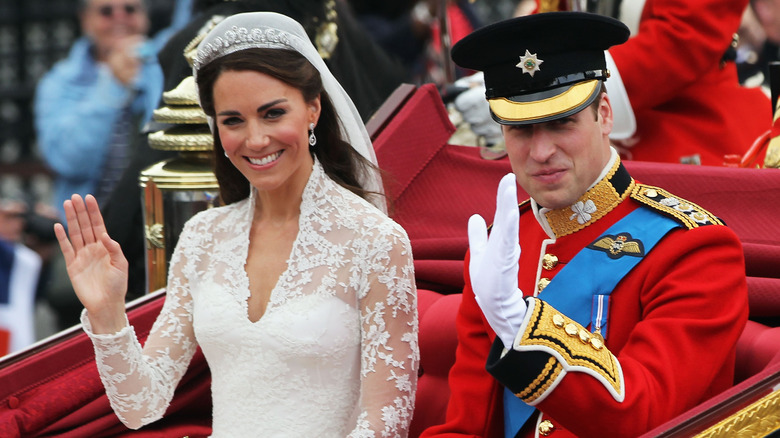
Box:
[241,195,306,325]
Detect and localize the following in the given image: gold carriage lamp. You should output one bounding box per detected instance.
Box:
[140,74,219,293]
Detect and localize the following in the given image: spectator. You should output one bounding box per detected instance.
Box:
[738,0,780,90]
[0,200,42,355]
[34,0,189,221]
[601,0,772,165]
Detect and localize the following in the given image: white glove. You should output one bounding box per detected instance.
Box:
[468,173,527,348]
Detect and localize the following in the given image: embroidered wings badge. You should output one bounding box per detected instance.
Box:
[588,232,645,259]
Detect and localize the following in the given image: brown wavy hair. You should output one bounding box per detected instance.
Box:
[196,47,383,206]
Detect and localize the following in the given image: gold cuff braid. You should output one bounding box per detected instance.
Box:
[515,299,622,402]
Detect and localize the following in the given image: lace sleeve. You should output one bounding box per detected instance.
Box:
[350,223,419,438]
[83,222,200,430]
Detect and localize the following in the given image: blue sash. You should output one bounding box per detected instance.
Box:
[503,207,680,438]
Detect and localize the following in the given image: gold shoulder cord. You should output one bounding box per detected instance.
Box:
[630,184,723,229]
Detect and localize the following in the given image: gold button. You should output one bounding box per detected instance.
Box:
[542,253,559,270]
[565,323,578,337]
[578,329,591,343]
[552,314,565,327]
[539,419,555,436]
[590,336,604,350]
[537,278,551,292]
[645,188,658,197]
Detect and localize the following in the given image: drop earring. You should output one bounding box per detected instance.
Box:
[308,122,317,147]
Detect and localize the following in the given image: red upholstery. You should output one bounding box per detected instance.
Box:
[0,292,212,438]
[410,289,461,437]
[734,320,780,384]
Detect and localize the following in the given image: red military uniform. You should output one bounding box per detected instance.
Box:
[421,158,749,437]
[538,0,771,166]
[610,0,771,165]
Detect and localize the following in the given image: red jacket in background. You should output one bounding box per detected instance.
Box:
[537,0,771,166]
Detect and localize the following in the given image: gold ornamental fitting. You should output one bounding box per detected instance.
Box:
[590,335,604,350]
[148,125,213,151]
[539,419,555,436]
[552,313,565,328]
[765,137,780,168]
[139,154,218,190]
[314,0,339,59]
[644,188,658,198]
[148,75,214,153]
[152,106,208,125]
[140,153,219,292]
[145,222,164,249]
[161,76,199,106]
[152,76,207,125]
[537,277,551,292]
[542,253,559,270]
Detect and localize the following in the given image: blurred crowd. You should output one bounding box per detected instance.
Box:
[1,0,777,357]
[738,0,780,88]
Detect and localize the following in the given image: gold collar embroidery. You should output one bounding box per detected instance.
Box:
[543,159,634,238]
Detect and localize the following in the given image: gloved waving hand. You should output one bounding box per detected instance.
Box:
[467,173,527,348]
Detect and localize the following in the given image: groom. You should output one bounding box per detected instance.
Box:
[422,11,749,438]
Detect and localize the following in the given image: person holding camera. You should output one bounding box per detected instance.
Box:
[34,0,182,221]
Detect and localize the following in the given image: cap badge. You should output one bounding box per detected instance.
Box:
[517,49,543,77]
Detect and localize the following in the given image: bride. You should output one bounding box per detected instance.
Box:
[54,11,418,437]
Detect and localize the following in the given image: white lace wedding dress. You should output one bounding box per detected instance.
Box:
[82,161,419,437]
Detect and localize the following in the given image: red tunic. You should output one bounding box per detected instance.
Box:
[421,163,748,438]
[608,0,771,166]
[534,0,771,166]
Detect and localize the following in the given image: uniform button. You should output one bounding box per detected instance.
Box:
[537,278,550,292]
[7,396,19,409]
[542,254,558,270]
[645,188,658,197]
[552,314,565,327]
[565,323,578,337]
[539,419,555,436]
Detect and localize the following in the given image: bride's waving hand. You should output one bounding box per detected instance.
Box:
[53,194,129,334]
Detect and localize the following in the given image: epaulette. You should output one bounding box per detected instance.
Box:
[518,198,532,213]
[630,183,723,229]
[488,199,531,233]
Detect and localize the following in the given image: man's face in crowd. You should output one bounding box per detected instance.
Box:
[502,93,614,210]
[81,0,149,58]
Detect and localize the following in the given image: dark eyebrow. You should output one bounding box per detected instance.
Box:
[216,99,287,117]
[257,98,286,113]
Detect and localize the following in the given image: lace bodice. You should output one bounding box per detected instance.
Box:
[83,161,418,437]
